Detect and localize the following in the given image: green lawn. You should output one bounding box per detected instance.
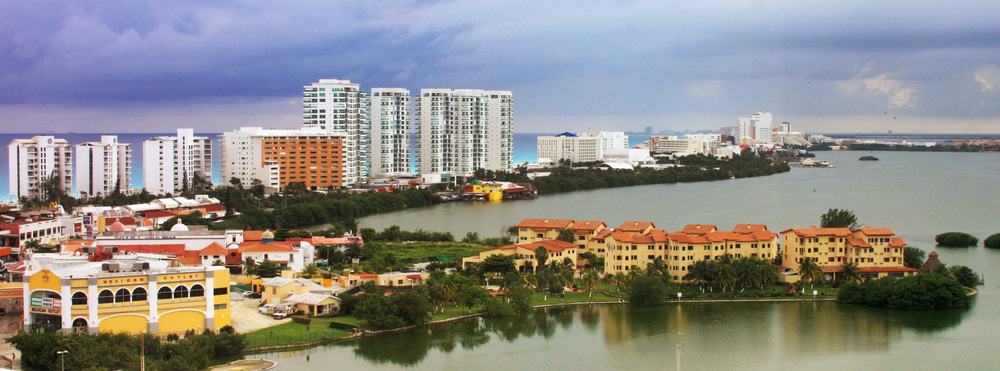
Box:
[530,291,619,306]
[379,242,489,264]
[244,317,353,348]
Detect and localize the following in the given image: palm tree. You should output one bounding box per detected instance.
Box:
[581,269,600,298]
[838,263,861,286]
[685,260,711,291]
[798,260,822,290]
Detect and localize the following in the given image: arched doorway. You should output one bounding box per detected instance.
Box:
[72,318,88,333]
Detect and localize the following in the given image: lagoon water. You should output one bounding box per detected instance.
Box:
[251,151,1000,370]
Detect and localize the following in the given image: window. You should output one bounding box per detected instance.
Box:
[213,287,229,296]
[72,292,87,305]
[190,284,205,297]
[115,288,131,303]
[214,303,227,310]
[174,285,189,298]
[158,287,172,300]
[98,290,114,304]
[132,287,147,301]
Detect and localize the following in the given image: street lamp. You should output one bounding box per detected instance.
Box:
[56,350,68,371]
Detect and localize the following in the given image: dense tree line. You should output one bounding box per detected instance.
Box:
[935,232,979,247]
[685,256,779,292]
[985,233,1000,249]
[360,225,455,243]
[838,273,971,310]
[9,326,245,371]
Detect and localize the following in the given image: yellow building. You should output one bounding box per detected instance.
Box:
[516,218,574,242]
[604,229,670,275]
[462,240,578,273]
[261,277,334,305]
[24,258,230,335]
[780,227,916,282]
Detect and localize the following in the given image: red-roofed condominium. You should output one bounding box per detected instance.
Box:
[461,240,578,273]
[780,227,915,282]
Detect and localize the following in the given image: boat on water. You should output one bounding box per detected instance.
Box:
[796,158,833,168]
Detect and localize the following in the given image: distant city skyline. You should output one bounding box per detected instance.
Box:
[2,1,1000,134]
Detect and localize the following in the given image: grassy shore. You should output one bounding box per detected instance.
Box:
[243,286,839,350]
[379,241,489,264]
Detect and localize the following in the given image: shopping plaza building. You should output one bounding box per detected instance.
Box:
[23,255,231,335]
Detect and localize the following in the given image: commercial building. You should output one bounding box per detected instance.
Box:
[303,79,369,185]
[75,136,132,198]
[222,127,345,191]
[142,129,212,195]
[416,89,513,177]
[752,111,773,145]
[23,257,231,335]
[780,227,917,281]
[0,211,78,255]
[579,131,628,151]
[370,88,412,177]
[461,240,578,273]
[537,133,603,163]
[8,136,73,201]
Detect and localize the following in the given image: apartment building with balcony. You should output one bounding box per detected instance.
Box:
[416,89,513,177]
[370,88,411,177]
[780,226,916,281]
[302,79,369,185]
[75,136,132,198]
[142,129,212,195]
[222,127,345,191]
[536,132,603,163]
[7,136,73,201]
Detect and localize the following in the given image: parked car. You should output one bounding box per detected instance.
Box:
[258,304,276,314]
[272,310,288,319]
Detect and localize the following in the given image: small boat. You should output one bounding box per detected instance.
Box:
[799,158,832,168]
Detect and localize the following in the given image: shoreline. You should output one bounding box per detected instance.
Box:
[240,295,838,355]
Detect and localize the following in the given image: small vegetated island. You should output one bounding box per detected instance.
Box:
[983,233,1000,249]
[935,232,979,247]
[858,155,879,161]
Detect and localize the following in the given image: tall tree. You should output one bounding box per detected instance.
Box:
[820,208,859,229]
[534,247,549,271]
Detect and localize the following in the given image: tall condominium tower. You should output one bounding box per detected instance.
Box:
[370,88,411,178]
[75,135,132,198]
[7,136,73,201]
[302,79,369,185]
[752,111,773,145]
[142,129,212,195]
[222,127,345,192]
[416,89,513,177]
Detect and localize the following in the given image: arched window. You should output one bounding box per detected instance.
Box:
[132,287,147,301]
[72,318,88,332]
[72,292,88,305]
[115,288,131,303]
[173,285,189,299]
[190,284,204,297]
[98,290,114,304]
[158,287,172,300]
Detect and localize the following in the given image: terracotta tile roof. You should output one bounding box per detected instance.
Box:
[617,221,655,233]
[847,238,871,248]
[496,239,576,253]
[706,231,756,243]
[781,227,853,237]
[567,220,606,232]
[858,266,919,273]
[144,210,182,219]
[105,217,137,225]
[594,229,613,239]
[889,237,907,247]
[751,230,778,240]
[667,232,711,244]
[202,203,226,212]
[244,230,265,242]
[240,242,294,253]
[733,224,767,234]
[855,227,895,236]
[648,229,671,243]
[179,251,202,265]
[199,242,228,256]
[517,218,574,230]
[682,224,717,234]
[610,231,654,244]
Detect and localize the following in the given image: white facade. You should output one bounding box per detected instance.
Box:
[142,129,212,195]
[579,131,628,151]
[75,136,132,198]
[752,111,773,145]
[537,134,603,163]
[737,117,755,145]
[7,136,73,201]
[370,88,411,177]
[303,79,369,185]
[416,89,513,177]
[220,127,345,191]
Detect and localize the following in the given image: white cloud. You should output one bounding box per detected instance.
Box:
[687,80,722,98]
[973,65,1000,92]
[838,73,916,109]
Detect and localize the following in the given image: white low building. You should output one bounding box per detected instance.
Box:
[537,133,603,163]
[238,231,313,272]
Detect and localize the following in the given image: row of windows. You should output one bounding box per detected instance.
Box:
[73,284,223,305]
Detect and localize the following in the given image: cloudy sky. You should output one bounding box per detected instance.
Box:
[2,0,1000,134]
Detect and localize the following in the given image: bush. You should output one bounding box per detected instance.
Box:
[627,273,666,306]
[837,273,970,310]
[935,232,979,247]
[984,233,1000,249]
[481,297,515,318]
[948,266,984,288]
[353,291,432,329]
[291,315,311,324]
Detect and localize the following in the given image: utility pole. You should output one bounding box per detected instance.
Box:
[140,335,145,371]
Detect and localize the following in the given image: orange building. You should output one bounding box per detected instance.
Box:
[223,127,346,192]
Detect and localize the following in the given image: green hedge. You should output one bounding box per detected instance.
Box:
[935,232,979,247]
[984,233,1000,249]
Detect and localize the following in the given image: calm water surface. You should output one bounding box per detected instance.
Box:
[255,151,1000,370]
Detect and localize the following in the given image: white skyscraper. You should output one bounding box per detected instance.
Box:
[752,111,773,145]
[416,89,513,177]
[75,135,132,198]
[579,131,629,151]
[7,136,73,201]
[303,79,369,185]
[737,117,755,145]
[370,88,411,177]
[142,129,212,195]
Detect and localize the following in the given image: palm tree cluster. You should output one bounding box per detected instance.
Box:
[684,256,778,292]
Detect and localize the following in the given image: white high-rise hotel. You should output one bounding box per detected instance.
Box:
[302,79,369,185]
[416,89,513,177]
[7,136,73,200]
[142,129,212,195]
[75,136,132,198]
[736,111,773,145]
[370,88,411,177]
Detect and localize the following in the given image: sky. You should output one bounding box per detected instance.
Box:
[2,0,1000,134]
